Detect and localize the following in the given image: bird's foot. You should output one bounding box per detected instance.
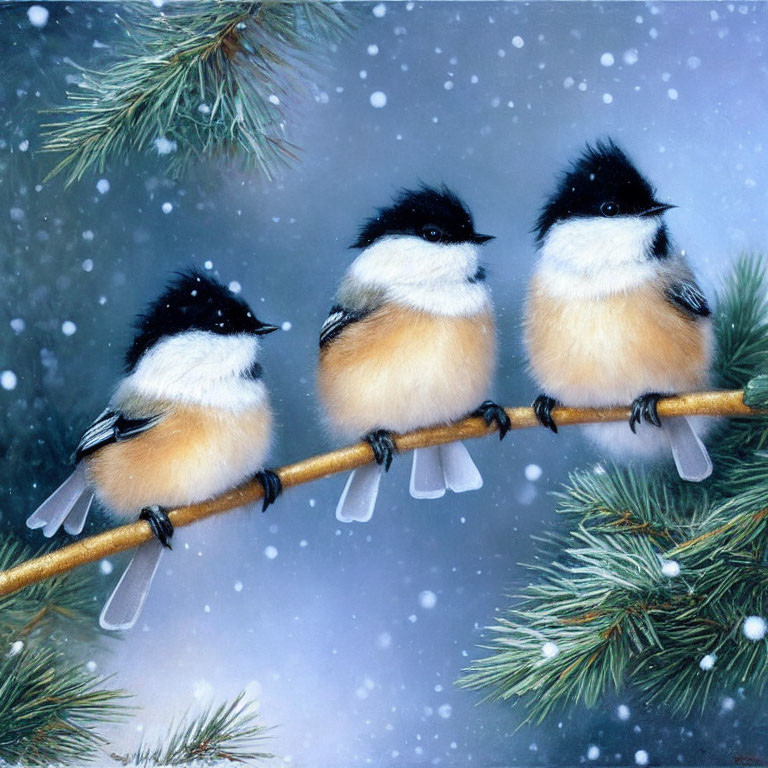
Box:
[139,505,173,549]
[629,392,663,433]
[255,469,283,512]
[364,429,396,472]
[473,400,511,440]
[532,394,559,434]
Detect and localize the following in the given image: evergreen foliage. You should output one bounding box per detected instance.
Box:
[0,540,127,765]
[42,1,350,185]
[126,694,272,767]
[461,255,768,722]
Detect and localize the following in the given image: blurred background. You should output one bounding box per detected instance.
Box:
[1,1,768,765]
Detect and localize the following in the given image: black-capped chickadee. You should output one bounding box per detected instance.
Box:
[525,139,713,481]
[27,270,282,629]
[317,185,510,523]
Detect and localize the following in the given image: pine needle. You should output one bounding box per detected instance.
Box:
[460,254,768,721]
[0,644,126,766]
[41,1,350,185]
[130,694,272,766]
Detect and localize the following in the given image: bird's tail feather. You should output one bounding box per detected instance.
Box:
[63,491,93,536]
[336,463,383,523]
[440,441,484,493]
[410,442,483,499]
[410,446,446,499]
[26,464,92,538]
[663,417,713,482]
[99,539,165,631]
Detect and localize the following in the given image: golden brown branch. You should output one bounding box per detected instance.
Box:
[0,389,757,599]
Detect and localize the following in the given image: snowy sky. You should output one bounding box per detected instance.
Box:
[3,2,768,766]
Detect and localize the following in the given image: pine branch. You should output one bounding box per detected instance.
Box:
[124,694,272,767]
[0,643,126,766]
[461,254,768,722]
[0,540,127,766]
[41,1,350,185]
[0,389,759,602]
[0,538,100,636]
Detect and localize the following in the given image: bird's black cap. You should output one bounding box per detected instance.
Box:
[125,269,277,371]
[535,139,675,241]
[352,184,494,248]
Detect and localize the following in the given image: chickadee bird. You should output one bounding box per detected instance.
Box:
[525,139,713,481]
[317,185,510,523]
[27,270,282,629]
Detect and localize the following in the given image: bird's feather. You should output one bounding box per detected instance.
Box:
[664,281,711,318]
[74,409,165,462]
[336,463,383,523]
[663,416,713,482]
[319,305,373,348]
[99,538,165,630]
[26,463,93,537]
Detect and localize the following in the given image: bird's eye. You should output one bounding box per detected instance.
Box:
[600,201,620,217]
[421,225,444,242]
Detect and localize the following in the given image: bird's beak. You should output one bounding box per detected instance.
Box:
[255,323,280,335]
[472,233,495,244]
[641,202,677,217]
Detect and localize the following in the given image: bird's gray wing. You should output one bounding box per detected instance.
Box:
[664,281,711,319]
[319,304,375,349]
[73,408,165,462]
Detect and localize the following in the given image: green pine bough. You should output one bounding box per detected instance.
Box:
[461,254,768,722]
[0,540,127,765]
[42,1,350,185]
[0,537,271,766]
[123,694,272,767]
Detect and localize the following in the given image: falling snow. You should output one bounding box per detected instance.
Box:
[154,136,177,155]
[541,641,559,659]
[27,5,48,28]
[661,559,681,577]
[617,704,631,721]
[370,91,387,108]
[525,464,543,481]
[743,615,767,640]
[3,4,766,765]
[0,371,17,391]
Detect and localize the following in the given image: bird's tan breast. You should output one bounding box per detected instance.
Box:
[524,274,713,406]
[317,303,495,437]
[86,402,272,516]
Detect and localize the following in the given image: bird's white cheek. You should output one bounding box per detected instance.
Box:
[120,332,264,408]
[541,217,658,272]
[350,237,479,287]
[536,217,661,299]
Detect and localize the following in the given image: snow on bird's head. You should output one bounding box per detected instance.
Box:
[535,139,671,242]
[351,184,494,249]
[124,269,277,371]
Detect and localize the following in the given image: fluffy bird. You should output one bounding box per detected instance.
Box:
[525,139,713,481]
[27,270,282,629]
[317,185,510,523]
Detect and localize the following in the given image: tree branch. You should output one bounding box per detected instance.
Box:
[0,389,757,599]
